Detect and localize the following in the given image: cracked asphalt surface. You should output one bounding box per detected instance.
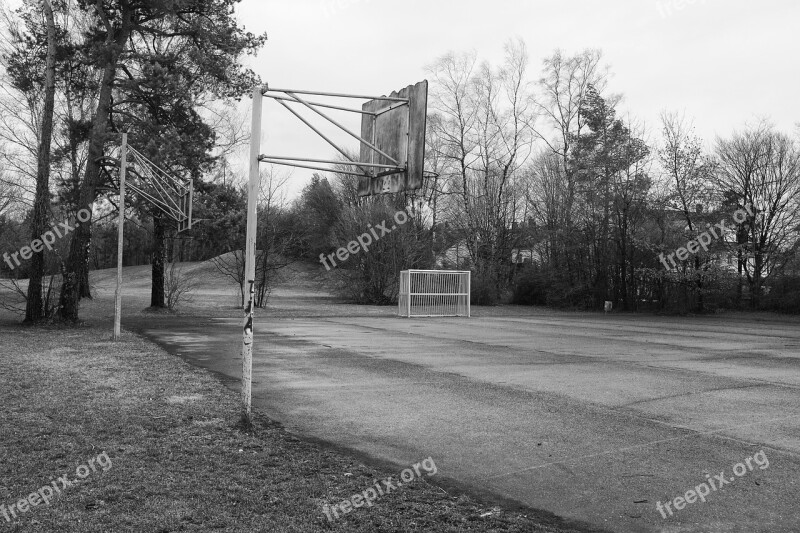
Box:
[134,309,800,533]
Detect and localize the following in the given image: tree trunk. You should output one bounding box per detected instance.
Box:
[693,254,704,313]
[79,229,92,299]
[150,215,166,308]
[736,248,744,307]
[58,16,130,322]
[752,253,762,310]
[25,0,57,323]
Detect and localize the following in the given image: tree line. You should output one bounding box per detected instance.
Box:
[420,42,800,312]
[2,17,799,319]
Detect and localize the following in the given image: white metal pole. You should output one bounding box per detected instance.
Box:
[113,133,127,341]
[241,86,263,423]
[408,272,412,317]
[467,271,471,318]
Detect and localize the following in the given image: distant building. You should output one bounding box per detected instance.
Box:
[511,248,541,265]
[435,239,470,269]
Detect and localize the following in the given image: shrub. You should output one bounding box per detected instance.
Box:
[470,269,499,306]
[511,268,548,305]
[164,263,197,311]
[761,275,800,313]
[328,203,431,305]
[511,267,594,309]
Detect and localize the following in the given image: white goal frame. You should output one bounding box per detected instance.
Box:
[398,270,471,318]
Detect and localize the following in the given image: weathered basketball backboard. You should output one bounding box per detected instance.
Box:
[257,81,428,197]
[177,180,193,233]
[358,80,427,196]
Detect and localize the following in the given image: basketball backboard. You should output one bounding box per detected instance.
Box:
[358,80,427,196]
[177,179,193,233]
[122,145,195,233]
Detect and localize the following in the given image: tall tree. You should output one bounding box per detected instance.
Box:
[24,0,57,322]
[714,124,800,308]
[530,49,608,282]
[569,85,650,308]
[660,112,714,233]
[658,112,716,310]
[114,39,216,307]
[57,0,266,321]
[426,40,535,301]
[2,0,62,321]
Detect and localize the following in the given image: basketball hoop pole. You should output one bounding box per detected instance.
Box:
[241,86,262,424]
[113,132,127,341]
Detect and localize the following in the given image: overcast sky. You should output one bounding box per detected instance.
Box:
[7,0,796,190]
[234,0,798,192]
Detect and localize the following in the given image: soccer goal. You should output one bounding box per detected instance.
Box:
[398,270,471,318]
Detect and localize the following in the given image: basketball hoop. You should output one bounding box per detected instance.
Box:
[258,81,429,197]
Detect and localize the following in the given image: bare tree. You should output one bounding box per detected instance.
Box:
[534,49,608,187]
[714,123,800,307]
[523,49,610,284]
[426,40,536,301]
[24,0,58,323]
[0,164,20,216]
[202,100,251,160]
[524,150,568,265]
[210,249,247,306]
[0,1,100,309]
[252,166,295,307]
[659,112,715,230]
[329,200,430,304]
[0,7,41,195]
[0,273,59,317]
[211,166,296,307]
[418,112,448,238]
[658,111,716,309]
[164,262,197,311]
[426,48,479,258]
[0,276,28,315]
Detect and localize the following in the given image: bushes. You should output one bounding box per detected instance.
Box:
[164,262,197,311]
[761,276,800,313]
[648,266,739,314]
[470,267,501,306]
[510,264,743,313]
[329,203,432,305]
[511,268,594,309]
[511,268,548,306]
[508,264,800,314]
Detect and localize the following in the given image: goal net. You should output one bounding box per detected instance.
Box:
[398,270,471,318]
